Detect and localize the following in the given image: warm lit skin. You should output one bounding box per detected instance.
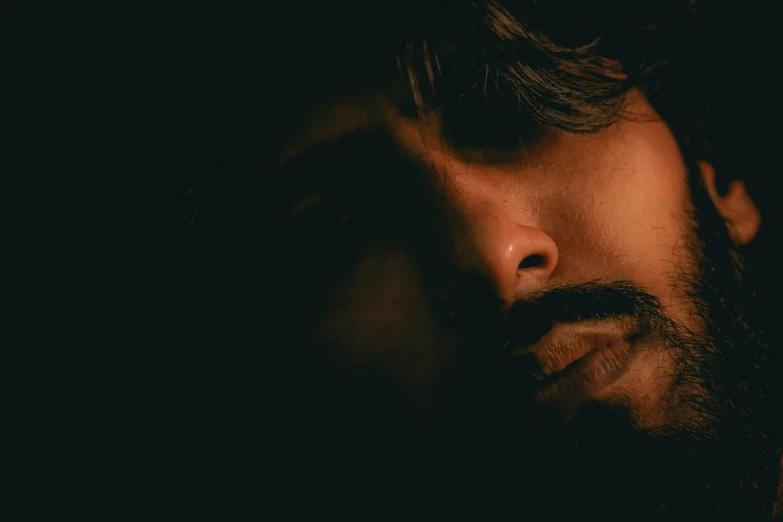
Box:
[271,86,782,515]
[278,89,761,427]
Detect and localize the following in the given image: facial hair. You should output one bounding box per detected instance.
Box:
[243,158,781,519]
[433,160,782,521]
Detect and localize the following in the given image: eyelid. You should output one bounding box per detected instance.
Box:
[445,120,555,161]
[279,190,330,231]
[457,146,528,165]
[290,191,328,216]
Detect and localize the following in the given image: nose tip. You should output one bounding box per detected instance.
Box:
[474,222,559,302]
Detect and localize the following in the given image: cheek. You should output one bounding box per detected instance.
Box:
[544,124,693,310]
[309,239,461,411]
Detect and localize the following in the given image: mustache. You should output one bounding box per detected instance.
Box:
[501,280,665,349]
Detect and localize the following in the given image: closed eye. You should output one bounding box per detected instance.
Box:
[279,191,330,231]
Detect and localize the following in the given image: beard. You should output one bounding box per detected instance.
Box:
[247,161,781,520]
[426,159,783,521]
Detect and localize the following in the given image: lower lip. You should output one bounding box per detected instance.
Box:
[532,339,642,405]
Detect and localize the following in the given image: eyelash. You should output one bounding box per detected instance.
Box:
[279,185,369,248]
[458,145,528,165]
[279,191,330,231]
[447,123,552,162]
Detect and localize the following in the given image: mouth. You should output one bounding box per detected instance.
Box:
[509,319,645,405]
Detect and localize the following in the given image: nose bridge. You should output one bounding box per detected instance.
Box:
[444,168,559,302]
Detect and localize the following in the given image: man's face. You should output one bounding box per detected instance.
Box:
[267,89,779,516]
[276,90,720,420]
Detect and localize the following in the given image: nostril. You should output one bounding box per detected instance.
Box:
[519,254,545,269]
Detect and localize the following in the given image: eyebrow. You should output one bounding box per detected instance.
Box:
[270,129,394,188]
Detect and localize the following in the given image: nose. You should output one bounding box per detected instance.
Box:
[462,215,559,302]
[389,121,559,302]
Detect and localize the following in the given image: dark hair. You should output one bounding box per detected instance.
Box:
[192,0,774,209]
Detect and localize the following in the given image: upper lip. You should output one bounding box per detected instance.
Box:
[509,319,637,380]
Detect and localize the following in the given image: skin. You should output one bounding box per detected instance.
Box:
[270,87,780,515]
[278,89,760,424]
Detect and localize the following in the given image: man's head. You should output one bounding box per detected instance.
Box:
[201,1,782,518]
